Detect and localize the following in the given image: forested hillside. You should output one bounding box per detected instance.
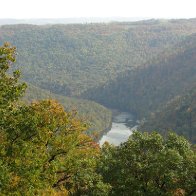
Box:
[1,18,196,143]
[1,21,196,195]
[81,33,196,141]
[140,87,196,143]
[23,83,112,137]
[1,19,196,97]
[82,33,196,117]
[0,44,111,195]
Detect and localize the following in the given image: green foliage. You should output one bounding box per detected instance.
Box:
[0,43,110,195]
[99,131,196,195]
[1,19,196,97]
[23,83,112,137]
[0,42,26,108]
[1,99,110,195]
[1,20,196,142]
[81,33,196,118]
[140,87,196,143]
[81,32,196,145]
[0,43,195,195]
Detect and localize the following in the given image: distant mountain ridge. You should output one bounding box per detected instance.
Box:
[0,17,149,26]
[80,33,196,142]
[82,33,196,116]
[1,18,196,97]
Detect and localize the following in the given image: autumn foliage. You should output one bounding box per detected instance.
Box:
[0,43,196,195]
[0,43,110,195]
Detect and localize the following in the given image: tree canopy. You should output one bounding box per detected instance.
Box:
[0,43,110,195]
[99,131,196,195]
[0,42,196,195]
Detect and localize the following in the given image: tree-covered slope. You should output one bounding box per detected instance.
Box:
[82,33,196,119]
[140,87,196,143]
[23,83,112,137]
[1,19,196,96]
[99,132,196,195]
[1,33,196,196]
[80,33,196,142]
[1,19,196,142]
[0,44,111,195]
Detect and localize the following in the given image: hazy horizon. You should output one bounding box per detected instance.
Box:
[1,17,195,26]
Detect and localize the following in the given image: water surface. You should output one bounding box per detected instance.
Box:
[99,112,137,146]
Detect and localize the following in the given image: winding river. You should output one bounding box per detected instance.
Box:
[99,112,138,146]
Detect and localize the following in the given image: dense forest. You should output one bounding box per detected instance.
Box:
[81,33,196,115]
[0,19,196,142]
[1,17,196,194]
[23,83,112,137]
[0,19,196,97]
[80,33,196,142]
[0,43,196,195]
[140,87,196,143]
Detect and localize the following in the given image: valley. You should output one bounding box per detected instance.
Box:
[1,17,196,195]
[0,18,196,143]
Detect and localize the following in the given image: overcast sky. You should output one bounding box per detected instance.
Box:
[1,0,196,19]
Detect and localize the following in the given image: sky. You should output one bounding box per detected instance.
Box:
[1,0,196,19]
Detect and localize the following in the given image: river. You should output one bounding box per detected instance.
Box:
[99,112,138,146]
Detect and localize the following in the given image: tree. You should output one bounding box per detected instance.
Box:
[3,99,110,195]
[0,42,26,193]
[0,43,110,195]
[0,42,26,109]
[99,131,196,195]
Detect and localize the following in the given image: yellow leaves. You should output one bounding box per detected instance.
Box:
[14,159,21,166]
[31,100,68,130]
[39,188,69,196]
[29,99,90,142]
[1,92,102,194]
[10,174,20,188]
[31,99,65,116]
[0,42,16,67]
[77,134,100,153]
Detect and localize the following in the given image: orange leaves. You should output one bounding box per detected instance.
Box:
[173,188,185,196]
